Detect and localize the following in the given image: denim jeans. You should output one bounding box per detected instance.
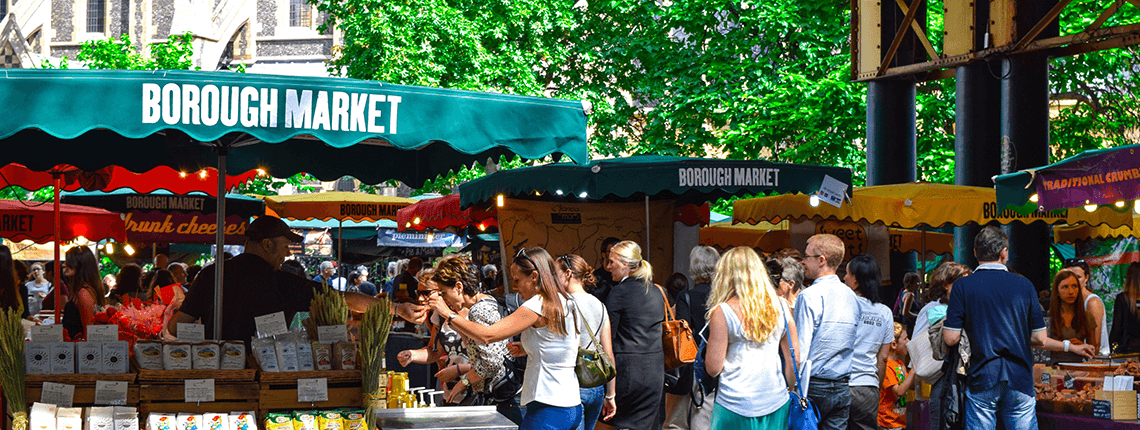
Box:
[497,395,525,425]
[523,401,584,430]
[578,386,605,430]
[964,382,1037,430]
[808,377,851,430]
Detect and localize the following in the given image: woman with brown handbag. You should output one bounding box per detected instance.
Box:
[599,240,665,430]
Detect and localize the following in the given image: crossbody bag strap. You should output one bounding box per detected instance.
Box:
[569,297,604,352]
[782,303,802,392]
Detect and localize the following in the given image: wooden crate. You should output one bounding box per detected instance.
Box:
[138,382,261,416]
[25,373,139,408]
[258,369,363,415]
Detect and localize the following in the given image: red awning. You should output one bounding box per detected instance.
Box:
[0,199,126,243]
[397,194,498,232]
[0,164,261,196]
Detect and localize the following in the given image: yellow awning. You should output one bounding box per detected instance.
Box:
[1053,217,1140,244]
[700,221,954,255]
[733,182,1134,229]
[262,192,417,222]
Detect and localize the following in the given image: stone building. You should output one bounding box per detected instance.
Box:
[0,0,337,75]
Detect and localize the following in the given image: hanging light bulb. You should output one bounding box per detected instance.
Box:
[556,190,564,196]
[1084,202,1098,212]
[579,191,588,198]
[413,217,421,225]
[105,243,113,254]
[199,170,208,179]
[256,168,267,176]
[496,194,505,207]
[124,244,136,256]
[1116,201,1126,208]
[179,171,187,178]
[809,194,820,208]
[1030,194,1039,203]
[1134,200,1140,214]
[478,223,486,231]
[426,231,435,243]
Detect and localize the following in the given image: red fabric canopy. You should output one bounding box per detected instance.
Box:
[0,199,126,243]
[397,194,498,232]
[0,164,261,196]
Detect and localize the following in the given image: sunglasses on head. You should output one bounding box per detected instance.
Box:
[1064,258,1086,266]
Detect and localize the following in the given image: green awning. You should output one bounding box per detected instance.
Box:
[0,69,588,187]
[458,155,852,208]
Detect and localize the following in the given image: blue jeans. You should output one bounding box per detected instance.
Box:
[523,401,584,430]
[807,378,851,430]
[577,386,604,430]
[498,395,525,425]
[964,382,1037,430]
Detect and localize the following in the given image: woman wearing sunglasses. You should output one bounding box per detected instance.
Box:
[429,247,582,429]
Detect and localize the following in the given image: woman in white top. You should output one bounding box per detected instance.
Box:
[25,262,51,314]
[843,255,894,430]
[556,253,617,430]
[1064,259,1109,356]
[430,247,582,430]
[704,247,799,430]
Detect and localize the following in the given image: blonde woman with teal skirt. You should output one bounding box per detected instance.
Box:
[704,247,800,429]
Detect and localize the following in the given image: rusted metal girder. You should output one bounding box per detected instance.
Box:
[852,0,1140,82]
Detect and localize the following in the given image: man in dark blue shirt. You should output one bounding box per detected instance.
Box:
[943,226,1094,430]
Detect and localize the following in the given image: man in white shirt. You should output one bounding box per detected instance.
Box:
[794,234,860,430]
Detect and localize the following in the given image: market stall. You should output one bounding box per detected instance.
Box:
[699,219,955,258]
[458,155,853,281]
[0,68,588,429]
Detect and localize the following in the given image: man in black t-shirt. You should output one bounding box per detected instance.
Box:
[169,217,428,341]
[390,257,423,302]
[589,237,621,304]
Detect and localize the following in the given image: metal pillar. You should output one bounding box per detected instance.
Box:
[866,79,918,292]
[1001,52,1052,290]
[953,62,1003,268]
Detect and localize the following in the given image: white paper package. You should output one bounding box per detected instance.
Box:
[103,341,130,374]
[77,343,102,375]
[50,342,76,374]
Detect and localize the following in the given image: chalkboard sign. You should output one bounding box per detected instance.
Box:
[1093,400,1112,420]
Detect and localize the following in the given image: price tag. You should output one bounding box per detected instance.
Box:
[1042,373,1051,385]
[297,378,328,403]
[185,379,215,403]
[177,323,205,343]
[41,382,75,407]
[94,381,128,406]
[86,325,119,342]
[1064,374,1075,390]
[815,174,849,208]
[317,325,349,344]
[254,312,288,338]
[31,325,63,342]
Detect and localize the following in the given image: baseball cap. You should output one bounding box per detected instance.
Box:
[246,216,304,242]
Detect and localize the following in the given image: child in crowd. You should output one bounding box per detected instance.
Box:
[879,322,916,430]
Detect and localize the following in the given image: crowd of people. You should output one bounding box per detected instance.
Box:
[9,216,1140,430]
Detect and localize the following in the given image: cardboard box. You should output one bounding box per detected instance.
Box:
[1093,390,1137,420]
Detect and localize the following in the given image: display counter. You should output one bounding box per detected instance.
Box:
[374,405,518,429]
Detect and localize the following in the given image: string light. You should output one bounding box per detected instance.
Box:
[199,170,208,179]
[809,195,820,208]
[179,171,187,178]
[496,195,505,207]
[413,217,421,225]
[1030,194,1039,203]
[1084,202,1098,212]
[123,244,136,256]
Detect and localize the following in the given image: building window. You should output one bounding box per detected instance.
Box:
[289,0,311,27]
[86,0,105,33]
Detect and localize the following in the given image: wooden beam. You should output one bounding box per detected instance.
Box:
[895,0,941,60]
[1012,0,1073,51]
[877,0,924,76]
[1085,0,1124,33]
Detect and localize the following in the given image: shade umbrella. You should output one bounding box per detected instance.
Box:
[995,143,1140,212]
[0,198,127,321]
[699,220,955,256]
[264,192,417,280]
[733,182,1134,229]
[460,155,853,261]
[0,69,588,339]
[396,194,497,232]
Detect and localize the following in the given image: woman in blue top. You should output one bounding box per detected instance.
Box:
[704,246,800,430]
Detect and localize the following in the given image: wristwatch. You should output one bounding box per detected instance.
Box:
[460,374,470,387]
[448,313,459,322]
[1063,340,1071,352]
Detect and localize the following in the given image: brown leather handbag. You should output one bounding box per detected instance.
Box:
[658,286,698,370]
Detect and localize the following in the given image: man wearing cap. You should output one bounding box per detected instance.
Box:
[169,216,427,341]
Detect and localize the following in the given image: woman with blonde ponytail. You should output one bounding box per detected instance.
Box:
[704,247,800,430]
[601,240,665,430]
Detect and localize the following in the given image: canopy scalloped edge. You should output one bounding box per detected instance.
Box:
[733,214,1138,230]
